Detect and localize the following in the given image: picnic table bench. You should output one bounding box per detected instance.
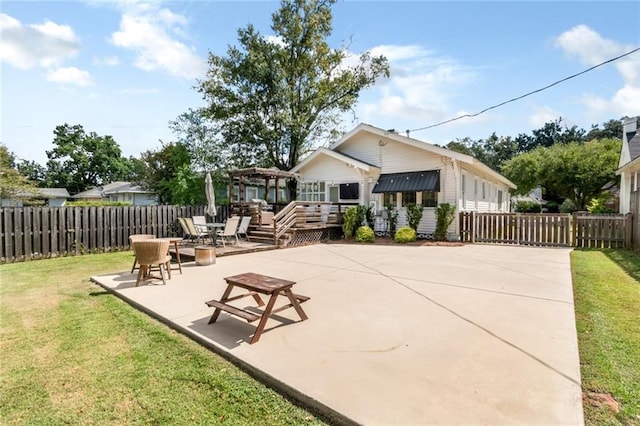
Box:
[205,272,309,344]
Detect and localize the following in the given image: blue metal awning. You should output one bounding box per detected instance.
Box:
[371,170,440,193]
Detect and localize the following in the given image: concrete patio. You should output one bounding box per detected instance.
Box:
[91,243,584,425]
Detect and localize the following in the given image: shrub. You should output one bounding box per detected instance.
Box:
[355,226,375,242]
[385,203,398,236]
[434,203,456,241]
[365,206,375,227]
[559,199,577,213]
[587,195,615,214]
[514,200,542,213]
[394,226,416,243]
[342,205,367,238]
[405,203,423,231]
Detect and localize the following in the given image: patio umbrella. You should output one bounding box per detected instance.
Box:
[205,171,216,217]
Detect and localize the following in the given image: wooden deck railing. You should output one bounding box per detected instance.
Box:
[272,201,347,245]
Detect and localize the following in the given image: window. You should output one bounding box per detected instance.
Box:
[384,192,396,207]
[329,185,339,202]
[339,182,359,200]
[498,190,503,208]
[482,182,486,200]
[298,182,325,201]
[421,191,438,207]
[401,192,416,206]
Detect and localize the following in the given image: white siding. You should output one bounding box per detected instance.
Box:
[296,154,368,204]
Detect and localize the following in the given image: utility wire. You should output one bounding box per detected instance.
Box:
[410,46,640,134]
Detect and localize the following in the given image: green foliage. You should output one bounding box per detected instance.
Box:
[0,144,39,200]
[502,138,621,210]
[587,194,615,214]
[169,109,226,174]
[405,203,423,231]
[197,0,389,199]
[355,225,375,242]
[446,133,518,172]
[560,199,577,213]
[434,203,456,241]
[365,205,375,227]
[45,124,131,195]
[342,205,366,238]
[385,203,398,236]
[138,142,207,205]
[394,226,416,243]
[514,200,542,213]
[66,201,132,207]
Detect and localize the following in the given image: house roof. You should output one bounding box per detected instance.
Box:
[229,167,298,179]
[290,147,380,174]
[73,182,153,198]
[38,188,70,198]
[317,123,516,189]
[372,170,440,193]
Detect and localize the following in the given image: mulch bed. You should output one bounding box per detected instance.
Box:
[323,237,465,247]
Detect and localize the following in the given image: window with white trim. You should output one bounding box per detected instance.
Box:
[298,182,325,201]
[421,191,438,208]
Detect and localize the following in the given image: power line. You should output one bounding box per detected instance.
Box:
[410,46,640,134]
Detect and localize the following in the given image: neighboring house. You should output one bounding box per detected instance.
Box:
[1,188,70,207]
[73,182,158,206]
[290,123,516,238]
[617,116,640,214]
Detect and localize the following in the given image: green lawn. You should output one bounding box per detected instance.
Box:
[0,252,324,425]
[571,249,640,425]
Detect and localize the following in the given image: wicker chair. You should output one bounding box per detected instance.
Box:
[133,240,171,286]
[129,234,156,273]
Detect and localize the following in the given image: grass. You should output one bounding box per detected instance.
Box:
[571,249,640,425]
[0,252,325,425]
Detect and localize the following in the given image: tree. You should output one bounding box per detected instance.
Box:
[15,160,47,186]
[169,109,227,174]
[0,144,39,201]
[45,124,130,194]
[502,138,621,210]
[197,0,389,197]
[515,118,586,153]
[138,142,205,205]
[585,118,623,141]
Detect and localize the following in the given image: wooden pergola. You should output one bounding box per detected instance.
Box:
[228,167,298,208]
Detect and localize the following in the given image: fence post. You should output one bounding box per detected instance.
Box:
[471,211,476,243]
[572,212,577,247]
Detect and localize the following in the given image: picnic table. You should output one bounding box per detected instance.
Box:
[205,272,309,344]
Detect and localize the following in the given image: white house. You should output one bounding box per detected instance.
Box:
[617,116,640,215]
[73,182,158,206]
[290,123,516,238]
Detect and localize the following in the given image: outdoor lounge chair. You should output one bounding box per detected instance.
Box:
[236,216,252,242]
[179,217,209,244]
[217,216,240,247]
[132,240,171,286]
[192,215,207,234]
[129,234,156,273]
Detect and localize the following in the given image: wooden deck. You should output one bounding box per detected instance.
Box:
[170,240,278,262]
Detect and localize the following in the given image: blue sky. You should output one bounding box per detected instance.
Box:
[2,0,639,166]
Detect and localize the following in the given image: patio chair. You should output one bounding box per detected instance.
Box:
[193,215,207,234]
[129,234,156,273]
[236,216,252,242]
[133,239,171,286]
[217,216,240,247]
[180,217,209,244]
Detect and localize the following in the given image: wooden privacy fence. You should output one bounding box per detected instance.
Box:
[0,205,230,263]
[460,211,632,249]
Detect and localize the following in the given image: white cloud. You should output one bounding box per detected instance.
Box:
[111,5,206,79]
[528,106,561,128]
[356,44,476,125]
[47,67,94,86]
[93,55,120,66]
[555,25,640,119]
[0,13,81,69]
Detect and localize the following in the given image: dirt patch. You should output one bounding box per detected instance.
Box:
[583,391,620,413]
